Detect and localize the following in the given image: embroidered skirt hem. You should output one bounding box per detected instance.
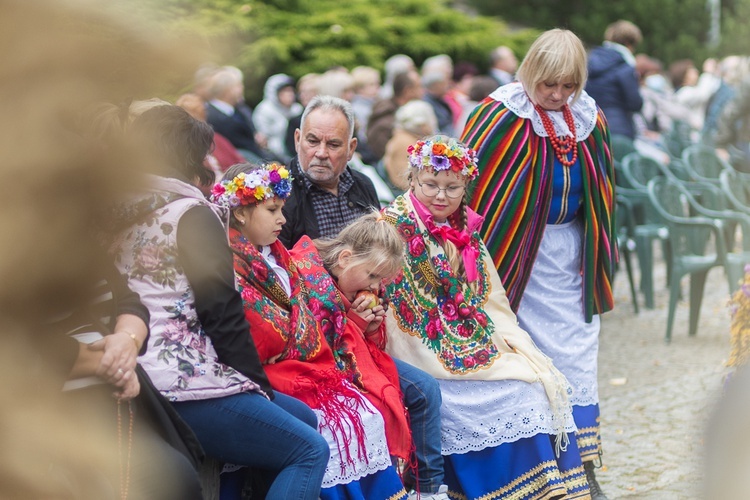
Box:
[443,432,590,500]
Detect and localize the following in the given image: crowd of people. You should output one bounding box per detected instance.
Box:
[43,24,621,499]
[19,0,750,497]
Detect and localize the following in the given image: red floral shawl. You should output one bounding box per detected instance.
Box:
[230,229,368,465]
[290,236,412,461]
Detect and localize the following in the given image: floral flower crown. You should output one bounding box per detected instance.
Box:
[210,163,293,208]
[407,137,479,181]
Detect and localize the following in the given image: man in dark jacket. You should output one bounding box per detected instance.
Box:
[586,20,644,140]
[280,95,380,248]
[366,70,423,162]
[205,66,268,161]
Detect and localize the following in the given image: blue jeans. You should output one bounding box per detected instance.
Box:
[173,391,329,500]
[394,358,444,493]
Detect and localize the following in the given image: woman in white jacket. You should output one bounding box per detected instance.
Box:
[253,73,302,162]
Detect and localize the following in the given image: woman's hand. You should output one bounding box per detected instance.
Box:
[89,314,148,387]
[88,330,139,387]
[113,372,141,401]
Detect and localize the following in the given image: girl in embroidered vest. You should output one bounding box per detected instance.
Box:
[461,29,617,498]
[217,163,408,500]
[382,135,590,500]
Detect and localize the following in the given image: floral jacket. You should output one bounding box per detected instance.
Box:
[110,175,262,402]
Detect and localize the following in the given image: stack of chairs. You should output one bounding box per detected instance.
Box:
[618,138,750,342]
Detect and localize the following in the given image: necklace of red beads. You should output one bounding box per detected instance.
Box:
[534,103,578,167]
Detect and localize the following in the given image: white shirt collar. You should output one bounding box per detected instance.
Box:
[209,99,235,116]
[489,81,599,141]
[260,246,292,297]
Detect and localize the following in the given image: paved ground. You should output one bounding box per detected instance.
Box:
[595,252,733,499]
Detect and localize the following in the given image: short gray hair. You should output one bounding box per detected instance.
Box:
[208,68,242,99]
[300,95,355,139]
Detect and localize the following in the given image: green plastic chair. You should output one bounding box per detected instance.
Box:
[720,168,750,216]
[615,195,639,313]
[664,120,694,159]
[681,144,731,185]
[618,153,670,309]
[665,158,693,182]
[610,134,637,164]
[647,177,728,342]
[679,180,750,291]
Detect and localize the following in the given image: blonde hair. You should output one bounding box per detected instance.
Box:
[316,211,404,279]
[516,29,588,105]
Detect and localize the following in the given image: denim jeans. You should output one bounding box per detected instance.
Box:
[393,358,444,493]
[173,391,329,500]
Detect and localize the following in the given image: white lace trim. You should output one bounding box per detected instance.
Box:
[489,82,599,141]
[439,379,576,455]
[317,388,393,487]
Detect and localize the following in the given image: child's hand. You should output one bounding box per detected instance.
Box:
[365,304,386,333]
[264,353,283,365]
[350,295,377,326]
[352,294,388,335]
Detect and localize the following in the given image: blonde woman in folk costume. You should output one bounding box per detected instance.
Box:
[461,29,617,499]
[382,135,590,500]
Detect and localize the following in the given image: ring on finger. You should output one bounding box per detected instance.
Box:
[117,368,125,375]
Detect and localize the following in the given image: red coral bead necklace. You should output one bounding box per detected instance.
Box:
[534,103,578,167]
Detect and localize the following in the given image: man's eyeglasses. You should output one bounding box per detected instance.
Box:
[416,179,465,199]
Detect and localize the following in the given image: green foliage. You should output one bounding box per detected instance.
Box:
[144,0,538,103]
[468,0,714,66]
[719,0,750,55]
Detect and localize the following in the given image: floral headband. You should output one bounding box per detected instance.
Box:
[407,137,479,181]
[211,163,293,208]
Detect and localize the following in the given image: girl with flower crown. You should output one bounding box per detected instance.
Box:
[461,29,617,499]
[381,135,591,500]
[215,163,409,499]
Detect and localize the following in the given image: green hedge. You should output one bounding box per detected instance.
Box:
[146,0,539,104]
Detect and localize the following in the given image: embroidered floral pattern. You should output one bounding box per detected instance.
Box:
[292,238,364,388]
[383,196,501,374]
[231,232,322,362]
[153,292,244,389]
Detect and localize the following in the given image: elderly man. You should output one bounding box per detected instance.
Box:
[281,95,449,500]
[488,46,518,87]
[205,66,268,161]
[279,95,380,247]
